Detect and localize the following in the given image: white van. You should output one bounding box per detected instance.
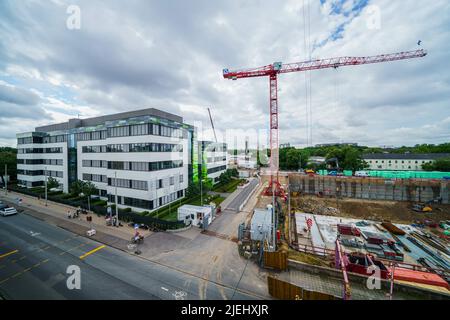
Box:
[355,171,369,177]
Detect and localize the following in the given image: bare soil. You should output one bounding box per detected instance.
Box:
[290,195,450,225]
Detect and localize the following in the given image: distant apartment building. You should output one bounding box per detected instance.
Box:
[362,153,450,171]
[199,141,228,184]
[17,108,200,213]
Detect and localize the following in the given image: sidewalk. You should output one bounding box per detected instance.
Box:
[0,191,151,242]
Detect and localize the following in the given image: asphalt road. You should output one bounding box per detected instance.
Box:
[225,179,259,211]
[0,213,259,300]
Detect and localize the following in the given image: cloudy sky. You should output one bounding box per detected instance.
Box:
[0,0,449,149]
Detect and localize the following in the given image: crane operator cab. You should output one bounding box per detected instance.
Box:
[273,62,282,71]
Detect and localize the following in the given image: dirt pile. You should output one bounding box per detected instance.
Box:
[293,197,340,216]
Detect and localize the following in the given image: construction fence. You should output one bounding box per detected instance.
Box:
[289,174,450,204]
[267,275,337,300]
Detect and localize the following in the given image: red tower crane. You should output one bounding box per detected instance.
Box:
[223,49,427,197]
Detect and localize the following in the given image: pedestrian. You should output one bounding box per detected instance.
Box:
[67,210,72,219]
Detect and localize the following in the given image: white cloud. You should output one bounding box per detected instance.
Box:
[0,0,448,149]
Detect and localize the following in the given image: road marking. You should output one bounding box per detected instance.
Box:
[58,242,88,256]
[161,287,169,292]
[79,245,106,260]
[44,246,51,250]
[0,257,52,285]
[19,256,26,261]
[0,277,10,285]
[0,249,18,259]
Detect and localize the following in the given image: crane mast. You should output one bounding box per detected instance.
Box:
[223,49,427,197]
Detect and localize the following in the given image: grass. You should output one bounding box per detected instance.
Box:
[213,179,243,193]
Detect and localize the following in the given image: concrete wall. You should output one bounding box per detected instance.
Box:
[289,174,450,204]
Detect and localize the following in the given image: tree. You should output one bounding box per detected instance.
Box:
[70,179,84,196]
[46,177,61,190]
[422,158,450,171]
[187,181,200,198]
[0,147,17,184]
[81,181,97,212]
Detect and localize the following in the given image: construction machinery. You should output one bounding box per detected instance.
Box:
[207,107,218,143]
[412,203,433,213]
[223,49,427,198]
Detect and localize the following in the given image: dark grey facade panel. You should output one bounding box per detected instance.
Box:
[35,108,183,132]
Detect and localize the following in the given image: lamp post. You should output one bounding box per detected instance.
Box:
[4,164,7,195]
[114,171,118,227]
[44,166,48,206]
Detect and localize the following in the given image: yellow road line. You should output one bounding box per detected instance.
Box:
[79,245,106,260]
[0,249,18,259]
[11,271,22,278]
[42,259,49,264]
[0,277,10,285]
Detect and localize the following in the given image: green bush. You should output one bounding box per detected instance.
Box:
[91,200,107,206]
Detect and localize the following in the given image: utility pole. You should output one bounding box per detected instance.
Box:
[114,171,118,227]
[4,164,7,195]
[287,177,290,244]
[389,263,396,300]
[272,181,276,252]
[44,166,48,206]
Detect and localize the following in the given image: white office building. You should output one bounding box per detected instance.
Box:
[200,141,228,184]
[17,108,197,213]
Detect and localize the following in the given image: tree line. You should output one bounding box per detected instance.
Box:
[276,142,450,172]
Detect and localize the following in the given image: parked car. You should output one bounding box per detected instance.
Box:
[0,206,17,216]
[328,170,337,176]
[355,171,369,177]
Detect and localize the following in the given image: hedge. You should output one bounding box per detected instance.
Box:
[9,185,185,230]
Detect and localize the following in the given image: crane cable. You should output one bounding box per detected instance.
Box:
[307,0,313,147]
[302,0,309,147]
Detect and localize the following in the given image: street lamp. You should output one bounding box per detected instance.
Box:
[4,164,7,195]
[114,171,119,227]
[44,166,48,206]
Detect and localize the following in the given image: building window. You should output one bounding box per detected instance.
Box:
[157,179,163,189]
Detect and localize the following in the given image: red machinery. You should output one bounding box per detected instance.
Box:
[337,224,361,236]
[223,49,427,197]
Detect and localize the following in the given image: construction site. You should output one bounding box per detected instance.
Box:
[223,45,450,300]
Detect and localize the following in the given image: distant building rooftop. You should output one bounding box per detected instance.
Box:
[362,153,450,160]
[315,142,358,147]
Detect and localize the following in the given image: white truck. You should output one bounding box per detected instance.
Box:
[355,171,369,177]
